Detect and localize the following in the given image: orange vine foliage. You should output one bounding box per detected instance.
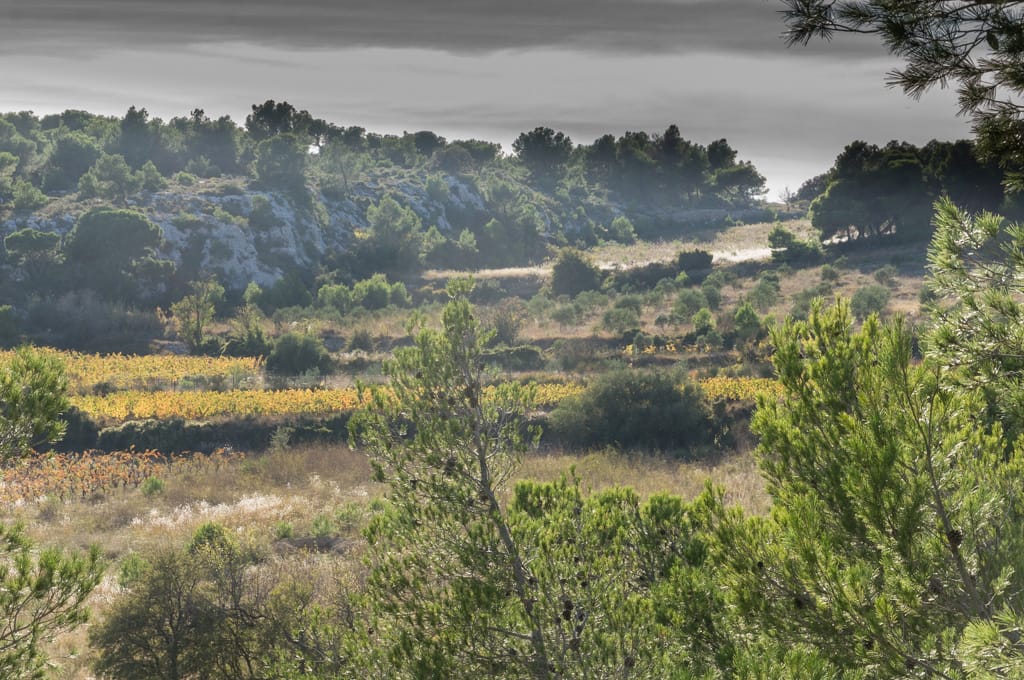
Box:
[0,448,242,504]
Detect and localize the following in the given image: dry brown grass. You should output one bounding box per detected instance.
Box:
[519,448,769,515]
[9,430,770,678]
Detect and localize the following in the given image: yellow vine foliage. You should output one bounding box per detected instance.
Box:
[698,376,782,402]
[67,378,777,423]
[0,348,263,393]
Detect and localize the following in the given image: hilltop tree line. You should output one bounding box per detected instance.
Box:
[794,138,1017,244]
[0,103,766,209]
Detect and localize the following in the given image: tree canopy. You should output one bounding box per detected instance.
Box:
[783,0,1024,181]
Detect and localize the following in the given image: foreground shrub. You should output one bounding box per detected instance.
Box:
[548,369,712,450]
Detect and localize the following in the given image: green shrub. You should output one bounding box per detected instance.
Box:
[548,369,712,450]
[551,248,603,297]
[873,264,899,287]
[389,281,411,307]
[768,224,822,264]
[676,250,713,280]
[481,345,545,371]
[117,553,149,588]
[140,476,165,497]
[691,307,716,336]
[608,261,679,292]
[700,281,722,310]
[258,272,313,313]
[266,332,333,376]
[353,274,392,310]
[348,329,374,352]
[851,284,891,319]
[820,264,840,282]
[674,288,708,318]
[606,216,637,244]
[601,307,641,335]
[311,514,335,538]
[747,272,781,311]
[790,282,834,320]
[188,521,235,554]
[274,521,294,540]
[317,283,353,313]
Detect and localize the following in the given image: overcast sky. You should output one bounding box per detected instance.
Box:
[0,0,973,196]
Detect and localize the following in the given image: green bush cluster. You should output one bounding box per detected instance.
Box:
[548,368,713,451]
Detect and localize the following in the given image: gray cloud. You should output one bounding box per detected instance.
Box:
[1,0,881,58]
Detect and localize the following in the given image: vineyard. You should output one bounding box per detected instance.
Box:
[68,378,777,423]
[0,348,263,393]
[0,448,242,503]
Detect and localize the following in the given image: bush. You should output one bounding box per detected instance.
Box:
[608,261,679,292]
[140,476,165,496]
[768,224,822,264]
[873,264,899,287]
[550,248,603,298]
[747,272,781,311]
[606,216,637,244]
[820,264,841,282]
[674,288,708,318]
[348,329,374,352]
[601,307,641,335]
[700,281,722,310]
[850,284,891,319]
[481,345,545,371]
[266,332,333,376]
[548,369,712,450]
[352,274,392,310]
[676,250,713,280]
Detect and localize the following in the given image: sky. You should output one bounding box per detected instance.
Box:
[0,0,974,198]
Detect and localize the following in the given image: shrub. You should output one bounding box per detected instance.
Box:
[851,284,891,319]
[606,215,637,244]
[676,250,713,280]
[140,476,165,496]
[486,299,525,347]
[389,281,411,307]
[311,514,335,538]
[790,282,835,320]
[258,272,313,314]
[348,329,374,353]
[274,521,294,540]
[352,274,392,310]
[548,369,712,450]
[608,261,679,292]
[266,332,333,376]
[481,345,545,371]
[691,307,716,336]
[550,248,603,297]
[747,272,781,311]
[820,264,841,282]
[550,338,602,372]
[873,264,899,287]
[768,224,822,264]
[674,288,708,318]
[700,281,722,310]
[601,307,640,335]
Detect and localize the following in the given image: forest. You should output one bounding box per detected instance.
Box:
[5,0,1024,678]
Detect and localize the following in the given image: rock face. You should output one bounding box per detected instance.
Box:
[0,174,492,292]
[1,170,771,291]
